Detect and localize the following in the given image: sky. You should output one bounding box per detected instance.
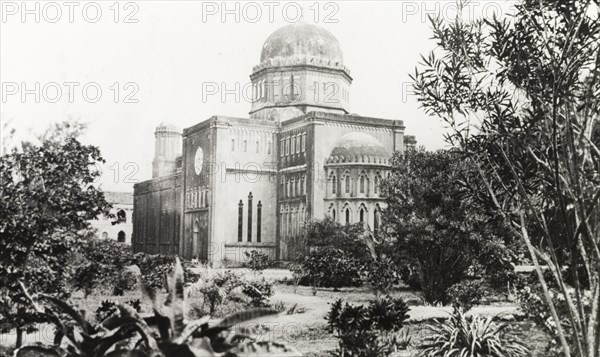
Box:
[0,0,518,192]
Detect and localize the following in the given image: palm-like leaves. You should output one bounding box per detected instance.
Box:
[15,258,302,357]
[419,308,530,357]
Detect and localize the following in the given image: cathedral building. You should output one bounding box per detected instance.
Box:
[133,23,416,264]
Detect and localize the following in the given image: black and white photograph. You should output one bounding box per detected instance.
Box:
[1,0,599,356]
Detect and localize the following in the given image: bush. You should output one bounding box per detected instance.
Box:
[242,277,274,307]
[420,308,529,357]
[243,250,273,272]
[94,299,141,322]
[132,252,200,290]
[296,248,363,288]
[515,271,591,355]
[326,296,410,356]
[71,238,134,297]
[447,280,485,311]
[363,256,399,295]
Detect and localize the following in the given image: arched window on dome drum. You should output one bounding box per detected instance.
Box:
[374,173,381,194]
[268,140,272,154]
[331,175,337,194]
[345,208,350,224]
[296,136,301,153]
[360,176,365,194]
[345,174,351,194]
[295,176,299,196]
[374,208,381,232]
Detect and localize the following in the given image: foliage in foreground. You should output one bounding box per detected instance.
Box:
[411,0,600,355]
[0,120,112,345]
[15,259,302,357]
[326,296,410,356]
[419,308,530,357]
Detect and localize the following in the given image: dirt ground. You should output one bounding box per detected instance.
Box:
[1,268,550,356]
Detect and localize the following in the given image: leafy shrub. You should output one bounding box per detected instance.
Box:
[296,248,363,288]
[447,280,485,311]
[419,308,529,357]
[242,277,274,307]
[515,271,592,355]
[243,250,274,272]
[112,269,137,296]
[94,299,141,322]
[132,252,200,290]
[71,238,134,297]
[326,296,410,356]
[191,270,243,314]
[363,256,399,295]
[398,262,422,290]
[15,259,301,356]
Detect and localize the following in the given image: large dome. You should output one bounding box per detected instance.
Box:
[260,22,343,65]
[328,132,389,164]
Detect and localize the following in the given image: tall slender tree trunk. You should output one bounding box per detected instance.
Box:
[16,326,23,348]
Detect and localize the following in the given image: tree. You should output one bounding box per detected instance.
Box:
[411,1,600,355]
[380,149,515,304]
[0,121,111,346]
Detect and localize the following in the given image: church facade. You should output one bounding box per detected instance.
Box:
[132,23,416,264]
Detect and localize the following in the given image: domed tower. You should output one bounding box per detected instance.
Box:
[250,22,352,121]
[152,122,182,178]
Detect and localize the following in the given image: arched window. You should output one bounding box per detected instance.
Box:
[267,140,272,154]
[359,209,364,223]
[360,175,365,194]
[247,192,253,242]
[117,209,127,223]
[102,231,108,240]
[291,136,296,153]
[193,220,200,258]
[280,176,285,197]
[374,206,381,232]
[374,173,381,194]
[117,231,126,243]
[295,176,299,196]
[257,201,262,242]
[345,208,350,224]
[330,173,337,194]
[238,200,243,242]
[296,135,301,153]
[302,133,306,152]
[243,140,247,152]
[345,173,351,194]
[256,141,260,153]
[301,175,306,195]
[291,177,295,197]
[231,139,235,152]
[332,209,336,221]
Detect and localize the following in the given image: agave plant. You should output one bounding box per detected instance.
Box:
[15,259,302,357]
[419,308,530,357]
